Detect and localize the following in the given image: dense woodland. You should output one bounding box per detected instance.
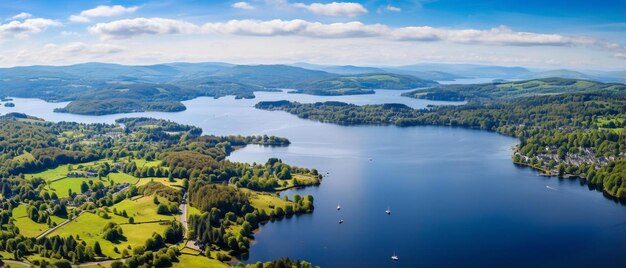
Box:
[256,78,626,199]
[0,115,320,267]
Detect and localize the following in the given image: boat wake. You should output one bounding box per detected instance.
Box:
[546,186,558,191]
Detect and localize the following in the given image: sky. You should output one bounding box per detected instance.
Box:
[0,0,624,70]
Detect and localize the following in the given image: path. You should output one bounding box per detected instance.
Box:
[2,259,32,267]
[36,211,85,239]
[180,191,189,237]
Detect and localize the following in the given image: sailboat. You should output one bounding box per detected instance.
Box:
[391,251,399,261]
[385,207,391,215]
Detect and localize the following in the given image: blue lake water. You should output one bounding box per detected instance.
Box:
[1,90,625,267]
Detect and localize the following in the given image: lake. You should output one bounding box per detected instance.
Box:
[1,90,625,267]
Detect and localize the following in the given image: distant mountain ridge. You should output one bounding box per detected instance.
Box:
[0,62,623,115]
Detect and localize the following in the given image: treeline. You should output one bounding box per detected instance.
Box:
[242,258,317,268]
[230,158,320,191]
[116,117,201,134]
[189,183,251,215]
[0,234,97,263]
[139,181,183,203]
[54,99,187,115]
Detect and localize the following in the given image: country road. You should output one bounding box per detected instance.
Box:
[180,192,188,237]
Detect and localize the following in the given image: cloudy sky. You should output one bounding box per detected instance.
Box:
[0,0,624,69]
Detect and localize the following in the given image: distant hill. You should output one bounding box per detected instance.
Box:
[291,63,463,81]
[291,73,438,95]
[0,61,621,115]
[527,69,598,81]
[402,78,626,101]
[0,62,439,115]
[395,63,533,79]
[290,63,387,75]
[207,64,336,88]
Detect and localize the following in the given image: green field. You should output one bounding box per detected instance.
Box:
[12,204,65,237]
[25,160,113,182]
[108,172,140,184]
[11,152,35,163]
[131,159,163,169]
[175,253,228,268]
[275,174,320,191]
[246,190,291,213]
[48,177,98,197]
[111,195,178,223]
[48,211,169,258]
[595,117,625,134]
[136,177,184,188]
[26,164,70,181]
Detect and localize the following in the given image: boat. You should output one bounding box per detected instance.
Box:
[385,207,391,215]
[391,252,399,261]
[337,203,341,210]
[339,219,344,224]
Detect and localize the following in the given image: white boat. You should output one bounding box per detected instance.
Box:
[391,252,399,261]
[337,203,341,210]
[339,219,344,224]
[385,207,391,215]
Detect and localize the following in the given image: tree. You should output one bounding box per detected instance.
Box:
[153,196,160,205]
[157,204,169,215]
[558,163,566,177]
[128,217,135,224]
[111,261,125,268]
[80,181,89,193]
[93,241,102,255]
[53,260,72,268]
[240,221,253,236]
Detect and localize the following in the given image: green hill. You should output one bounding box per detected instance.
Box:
[402,78,626,101]
[292,73,438,95]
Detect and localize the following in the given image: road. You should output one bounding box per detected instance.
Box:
[180,192,188,237]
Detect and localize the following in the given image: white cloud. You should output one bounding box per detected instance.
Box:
[61,31,79,36]
[12,42,125,65]
[9,12,33,21]
[389,25,580,46]
[0,18,61,40]
[386,5,401,12]
[293,2,367,17]
[89,18,200,39]
[615,53,626,60]
[232,2,255,10]
[70,5,139,23]
[86,17,625,57]
[56,42,125,55]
